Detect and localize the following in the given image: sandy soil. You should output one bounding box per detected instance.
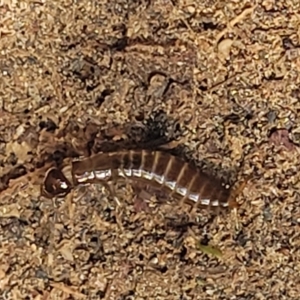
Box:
[1,1,300,299]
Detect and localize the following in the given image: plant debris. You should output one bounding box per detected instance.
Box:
[197,243,223,259]
[269,128,296,151]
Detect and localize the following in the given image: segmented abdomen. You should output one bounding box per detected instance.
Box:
[71,150,231,209]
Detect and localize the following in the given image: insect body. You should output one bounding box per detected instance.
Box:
[42,150,239,210]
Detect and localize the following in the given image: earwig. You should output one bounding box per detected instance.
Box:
[41,150,245,210]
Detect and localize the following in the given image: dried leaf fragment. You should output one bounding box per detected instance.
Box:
[218,39,234,60]
[197,243,223,258]
[58,240,75,262]
[269,128,296,151]
[0,203,21,218]
[5,140,32,164]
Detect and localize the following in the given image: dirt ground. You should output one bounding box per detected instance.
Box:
[1,0,300,299]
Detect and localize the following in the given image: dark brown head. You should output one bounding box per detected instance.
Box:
[41,168,73,198]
